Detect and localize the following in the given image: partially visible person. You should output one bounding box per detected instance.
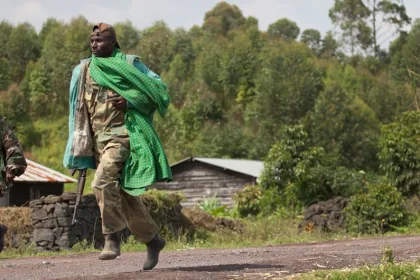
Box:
[0,115,27,252]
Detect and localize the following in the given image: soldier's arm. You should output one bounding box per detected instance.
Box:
[1,120,27,177]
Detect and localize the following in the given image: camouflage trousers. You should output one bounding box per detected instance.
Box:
[92,134,158,243]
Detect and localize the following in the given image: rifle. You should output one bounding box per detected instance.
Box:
[70,169,87,225]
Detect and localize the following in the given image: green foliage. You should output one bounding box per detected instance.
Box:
[329,0,371,55]
[267,18,300,40]
[261,125,370,206]
[198,195,228,217]
[344,184,408,234]
[136,21,173,74]
[113,20,140,53]
[5,23,40,82]
[202,2,246,36]
[301,29,322,54]
[378,111,420,196]
[381,246,394,264]
[0,58,12,90]
[233,185,263,217]
[247,41,322,156]
[307,64,381,170]
[300,262,420,280]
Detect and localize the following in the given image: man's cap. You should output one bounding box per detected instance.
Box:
[91,22,121,49]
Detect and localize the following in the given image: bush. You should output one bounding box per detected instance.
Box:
[198,195,228,217]
[344,184,408,234]
[234,185,263,217]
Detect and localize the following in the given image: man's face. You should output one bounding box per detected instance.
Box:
[90,34,115,57]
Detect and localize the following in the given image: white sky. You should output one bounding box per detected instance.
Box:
[0,0,419,47]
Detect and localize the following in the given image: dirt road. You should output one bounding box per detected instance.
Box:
[1,235,419,280]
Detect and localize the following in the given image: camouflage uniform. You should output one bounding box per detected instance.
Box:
[84,66,158,243]
[0,116,27,197]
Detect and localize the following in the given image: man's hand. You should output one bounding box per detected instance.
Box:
[6,172,15,183]
[108,92,126,109]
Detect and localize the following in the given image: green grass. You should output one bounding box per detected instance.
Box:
[295,262,420,279]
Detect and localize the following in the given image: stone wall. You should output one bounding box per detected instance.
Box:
[30,193,103,252]
[30,191,189,252]
[298,196,348,233]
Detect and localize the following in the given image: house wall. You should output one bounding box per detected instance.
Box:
[152,161,256,207]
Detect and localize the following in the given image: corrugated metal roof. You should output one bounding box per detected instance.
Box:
[172,157,265,179]
[14,159,77,183]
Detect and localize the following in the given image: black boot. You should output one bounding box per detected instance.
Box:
[143,234,166,270]
[0,224,7,252]
[99,232,120,260]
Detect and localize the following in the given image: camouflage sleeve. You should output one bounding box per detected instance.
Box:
[0,118,27,176]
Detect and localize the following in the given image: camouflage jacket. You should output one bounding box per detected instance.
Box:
[0,116,27,197]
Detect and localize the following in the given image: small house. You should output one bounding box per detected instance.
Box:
[0,159,77,207]
[152,157,264,207]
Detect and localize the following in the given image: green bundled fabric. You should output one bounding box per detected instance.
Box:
[89,48,172,195]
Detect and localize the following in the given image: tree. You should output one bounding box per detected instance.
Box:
[246,40,322,157]
[329,0,372,56]
[378,111,420,196]
[260,125,364,206]
[202,2,246,36]
[329,0,410,56]
[28,61,52,116]
[136,21,173,74]
[301,29,322,54]
[0,58,11,90]
[0,21,13,58]
[114,20,140,53]
[321,31,340,57]
[369,0,410,57]
[39,18,63,47]
[307,64,381,170]
[267,18,300,41]
[5,23,40,82]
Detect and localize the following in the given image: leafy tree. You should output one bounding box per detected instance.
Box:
[136,21,173,74]
[378,111,420,196]
[202,2,246,36]
[307,64,381,170]
[114,20,140,53]
[0,21,13,58]
[5,23,40,82]
[0,58,11,90]
[389,20,420,84]
[28,61,52,116]
[329,0,410,56]
[192,122,249,159]
[260,125,364,206]
[267,18,300,40]
[369,0,410,56]
[345,184,408,234]
[329,0,372,55]
[39,18,63,47]
[301,29,322,54]
[321,31,340,57]
[246,40,322,156]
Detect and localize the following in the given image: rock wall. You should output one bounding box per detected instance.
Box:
[30,193,103,252]
[298,196,348,233]
[30,191,189,252]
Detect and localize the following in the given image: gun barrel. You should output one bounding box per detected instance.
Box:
[71,169,87,225]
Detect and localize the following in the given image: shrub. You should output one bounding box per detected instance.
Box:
[378,111,420,196]
[198,195,228,217]
[234,185,263,217]
[344,184,408,234]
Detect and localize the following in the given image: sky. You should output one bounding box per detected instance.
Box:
[1,0,420,47]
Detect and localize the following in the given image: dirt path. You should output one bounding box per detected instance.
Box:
[1,235,420,280]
